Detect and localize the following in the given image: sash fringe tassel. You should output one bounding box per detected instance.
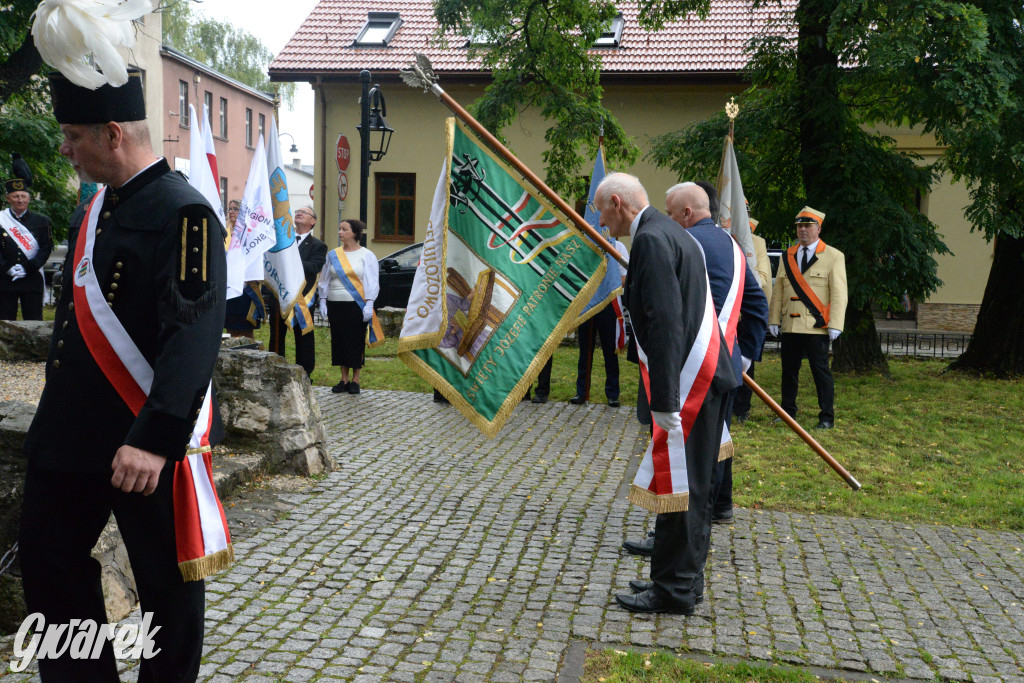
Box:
[178,544,235,582]
[718,441,734,462]
[628,485,690,514]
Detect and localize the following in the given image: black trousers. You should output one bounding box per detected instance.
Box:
[780,332,834,422]
[733,359,755,417]
[711,389,737,517]
[267,295,316,377]
[0,288,43,321]
[650,389,729,609]
[19,465,204,683]
[532,356,554,398]
[575,305,619,401]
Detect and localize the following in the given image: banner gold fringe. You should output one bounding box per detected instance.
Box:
[628,485,690,514]
[177,544,234,582]
[717,440,734,462]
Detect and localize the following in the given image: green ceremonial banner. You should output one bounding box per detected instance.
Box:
[397,118,607,437]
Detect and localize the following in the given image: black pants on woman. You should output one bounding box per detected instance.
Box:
[326,300,367,369]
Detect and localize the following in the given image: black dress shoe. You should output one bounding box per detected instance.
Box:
[568,396,586,405]
[628,580,704,604]
[815,420,834,429]
[733,412,748,424]
[615,589,693,615]
[608,399,620,408]
[622,536,654,556]
[531,394,548,404]
[712,509,734,524]
[348,382,360,394]
[332,381,349,394]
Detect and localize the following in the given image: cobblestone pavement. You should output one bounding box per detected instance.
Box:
[4,388,1024,682]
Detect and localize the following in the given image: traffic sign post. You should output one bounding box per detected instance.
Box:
[336,134,350,173]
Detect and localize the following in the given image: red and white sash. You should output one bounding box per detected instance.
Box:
[716,238,746,461]
[611,296,626,351]
[629,271,721,514]
[74,189,233,581]
[0,208,40,260]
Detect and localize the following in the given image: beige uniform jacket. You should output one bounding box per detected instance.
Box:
[769,243,847,334]
[752,234,772,301]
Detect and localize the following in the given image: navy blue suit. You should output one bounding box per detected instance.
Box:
[685,218,768,518]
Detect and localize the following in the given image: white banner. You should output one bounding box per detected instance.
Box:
[186,104,224,229]
[228,134,274,296]
[717,134,756,273]
[263,116,307,323]
[399,158,449,342]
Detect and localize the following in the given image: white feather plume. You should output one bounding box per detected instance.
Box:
[32,0,158,90]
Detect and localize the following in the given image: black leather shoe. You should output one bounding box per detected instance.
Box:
[531,394,548,404]
[348,382,360,395]
[733,412,748,424]
[608,399,620,408]
[622,537,654,556]
[628,580,704,604]
[712,509,734,524]
[815,420,834,429]
[615,589,693,615]
[332,381,349,394]
[568,396,586,405]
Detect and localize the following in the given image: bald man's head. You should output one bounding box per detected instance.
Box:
[665,182,712,228]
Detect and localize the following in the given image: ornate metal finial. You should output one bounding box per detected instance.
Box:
[725,96,739,121]
[400,53,439,93]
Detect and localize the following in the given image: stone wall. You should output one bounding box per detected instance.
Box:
[0,321,52,362]
[214,349,334,476]
[917,303,979,333]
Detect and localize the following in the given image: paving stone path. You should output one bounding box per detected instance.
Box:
[4,388,1024,682]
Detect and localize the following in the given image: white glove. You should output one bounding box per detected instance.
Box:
[768,324,779,337]
[7,265,26,280]
[362,301,374,323]
[741,355,752,373]
[651,410,681,432]
[318,299,327,319]
[828,328,841,341]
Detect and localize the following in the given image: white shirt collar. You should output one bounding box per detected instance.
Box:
[801,239,819,255]
[629,205,650,240]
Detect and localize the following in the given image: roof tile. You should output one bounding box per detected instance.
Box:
[270,0,797,76]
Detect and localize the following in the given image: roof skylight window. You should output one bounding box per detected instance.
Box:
[355,12,402,46]
[594,14,624,47]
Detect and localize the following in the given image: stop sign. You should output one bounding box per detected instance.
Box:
[336,134,351,172]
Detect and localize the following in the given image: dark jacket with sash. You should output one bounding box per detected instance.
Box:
[298,233,327,299]
[686,218,768,383]
[624,208,736,425]
[24,160,227,473]
[0,209,52,292]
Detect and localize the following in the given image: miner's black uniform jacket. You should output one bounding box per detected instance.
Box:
[24,160,227,472]
[0,209,53,293]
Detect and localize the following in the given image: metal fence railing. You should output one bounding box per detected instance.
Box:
[763,331,972,358]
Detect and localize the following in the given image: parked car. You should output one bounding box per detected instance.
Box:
[768,249,782,278]
[376,242,424,309]
[44,241,68,285]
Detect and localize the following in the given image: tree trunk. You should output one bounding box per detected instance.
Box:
[831,305,888,374]
[949,235,1024,376]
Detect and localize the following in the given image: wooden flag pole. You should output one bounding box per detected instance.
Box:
[742,372,861,490]
[403,55,859,491]
[401,54,627,269]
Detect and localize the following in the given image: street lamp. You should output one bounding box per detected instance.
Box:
[357,70,395,246]
[278,132,298,154]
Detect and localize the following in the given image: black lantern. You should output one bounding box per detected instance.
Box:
[359,85,394,161]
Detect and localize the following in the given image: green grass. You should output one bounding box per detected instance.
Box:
[582,649,856,682]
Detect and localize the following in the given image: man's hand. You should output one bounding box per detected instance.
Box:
[651,410,681,433]
[111,445,167,495]
[828,328,841,341]
[768,324,780,337]
[741,355,752,373]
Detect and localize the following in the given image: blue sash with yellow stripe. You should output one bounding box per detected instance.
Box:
[327,248,385,347]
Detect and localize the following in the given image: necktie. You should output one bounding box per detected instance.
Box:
[801,247,809,272]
